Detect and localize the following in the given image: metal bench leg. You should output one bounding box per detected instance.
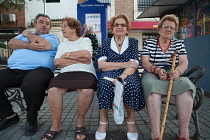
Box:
[5,89,26,114]
[192,109,200,140]
[14,90,26,114]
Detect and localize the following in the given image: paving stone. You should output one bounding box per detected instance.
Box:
[0,91,210,140]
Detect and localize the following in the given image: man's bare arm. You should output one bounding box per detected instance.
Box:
[8,30,52,51]
[8,38,48,51]
[22,30,52,50]
[8,38,30,50]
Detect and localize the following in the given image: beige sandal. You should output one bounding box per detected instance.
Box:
[95,121,107,140]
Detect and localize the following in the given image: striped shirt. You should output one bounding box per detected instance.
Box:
[141,39,187,68]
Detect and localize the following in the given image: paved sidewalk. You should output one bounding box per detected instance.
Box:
[0,91,210,140]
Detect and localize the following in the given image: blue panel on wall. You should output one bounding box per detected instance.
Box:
[184,34,210,92]
[77,0,108,44]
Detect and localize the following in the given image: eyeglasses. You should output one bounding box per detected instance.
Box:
[113,23,127,27]
[161,25,176,31]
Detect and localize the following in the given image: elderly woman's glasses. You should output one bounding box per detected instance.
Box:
[162,25,176,31]
[113,23,127,27]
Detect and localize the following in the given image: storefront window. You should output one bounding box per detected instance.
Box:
[178,2,193,39]
[137,0,157,11]
[142,33,159,45]
[196,0,210,36]
[46,0,60,3]
[0,41,9,65]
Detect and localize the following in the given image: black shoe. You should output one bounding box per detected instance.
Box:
[0,113,20,131]
[24,121,38,136]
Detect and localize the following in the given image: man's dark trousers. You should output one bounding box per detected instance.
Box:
[0,67,54,124]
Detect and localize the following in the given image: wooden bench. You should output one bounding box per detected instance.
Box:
[3,51,205,140]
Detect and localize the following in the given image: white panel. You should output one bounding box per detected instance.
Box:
[9,14,16,22]
[1,13,16,22]
[25,0,77,27]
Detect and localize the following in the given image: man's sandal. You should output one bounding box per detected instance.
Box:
[127,121,138,140]
[75,126,86,140]
[40,129,60,140]
[95,121,108,140]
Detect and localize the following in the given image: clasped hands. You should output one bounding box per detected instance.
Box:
[22,30,46,51]
[29,41,45,51]
[61,52,91,64]
[123,60,138,69]
[112,60,138,84]
[158,69,181,81]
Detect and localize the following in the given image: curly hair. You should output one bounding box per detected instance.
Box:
[109,14,131,33]
[158,14,179,32]
[62,17,82,37]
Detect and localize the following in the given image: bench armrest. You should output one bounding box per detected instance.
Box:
[184,65,205,86]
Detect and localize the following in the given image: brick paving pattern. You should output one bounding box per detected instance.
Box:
[0,91,210,140]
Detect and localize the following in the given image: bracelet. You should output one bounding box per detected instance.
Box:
[150,65,155,73]
[122,73,129,76]
[153,67,158,74]
[175,68,182,76]
[150,65,158,74]
[67,52,70,58]
[154,67,160,74]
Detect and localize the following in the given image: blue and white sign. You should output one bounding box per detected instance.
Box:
[77,0,108,45]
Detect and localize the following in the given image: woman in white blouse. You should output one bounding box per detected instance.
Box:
[41,17,97,140]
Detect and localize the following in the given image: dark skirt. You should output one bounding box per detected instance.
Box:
[48,71,97,89]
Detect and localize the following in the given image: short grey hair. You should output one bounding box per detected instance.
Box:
[34,13,51,24]
[158,14,179,32]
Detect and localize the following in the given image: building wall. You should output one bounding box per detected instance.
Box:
[0,4,25,28]
[115,0,134,21]
[78,0,86,3]
[78,0,158,50]
[25,0,78,43]
[113,0,158,49]
[108,0,115,20]
[133,0,159,21]
[78,0,114,20]
[128,31,143,50]
[25,0,77,26]
[24,0,158,49]
[184,34,210,92]
[25,0,44,27]
[46,0,77,19]
[78,0,159,21]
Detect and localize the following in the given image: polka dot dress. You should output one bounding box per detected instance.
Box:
[97,38,145,111]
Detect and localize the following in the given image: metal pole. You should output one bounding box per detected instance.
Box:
[44,0,46,14]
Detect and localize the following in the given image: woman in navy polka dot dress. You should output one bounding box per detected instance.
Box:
[95,14,145,140]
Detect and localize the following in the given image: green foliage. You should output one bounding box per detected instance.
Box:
[0,0,34,11]
[0,43,7,49]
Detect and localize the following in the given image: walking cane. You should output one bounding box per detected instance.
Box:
[159,50,178,140]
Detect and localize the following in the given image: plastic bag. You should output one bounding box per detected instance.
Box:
[112,79,124,124]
